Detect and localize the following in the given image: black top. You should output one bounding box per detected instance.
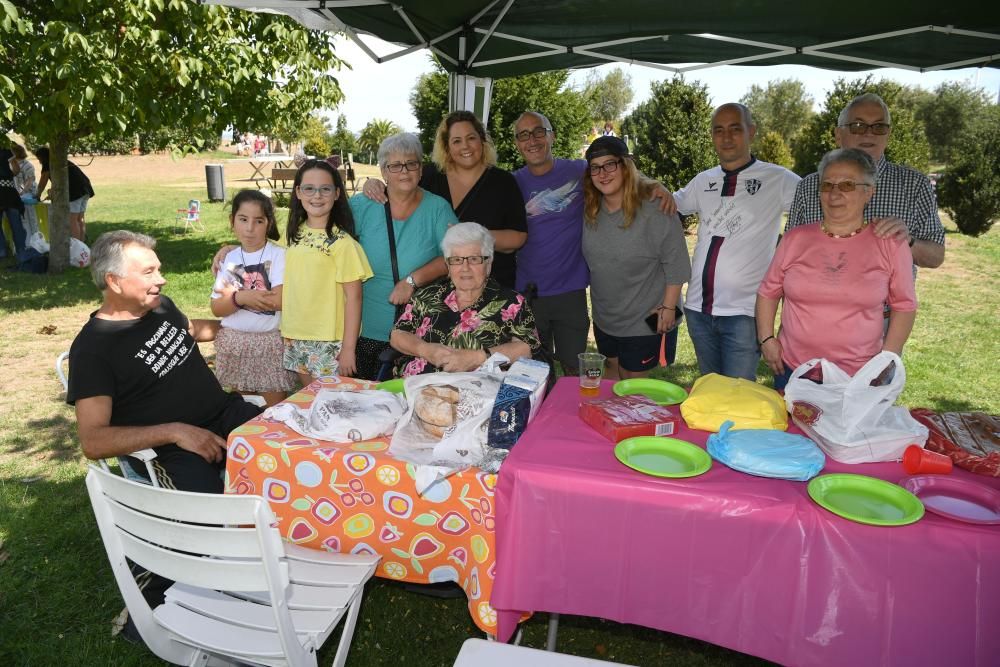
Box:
[420,163,527,289]
[0,148,23,212]
[67,296,229,428]
[37,154,95,202]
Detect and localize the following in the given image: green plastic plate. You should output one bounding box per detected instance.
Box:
[614,436,712,478]
[376,378,406,395]
[612,378,688,405]
[807,473,925,526]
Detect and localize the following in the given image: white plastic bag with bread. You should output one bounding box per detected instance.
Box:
[268,389,407,443]
[389,371,502,493]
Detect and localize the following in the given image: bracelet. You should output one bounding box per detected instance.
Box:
[656,305,676,311]
[758,335,776,346]
[231,291,241,309]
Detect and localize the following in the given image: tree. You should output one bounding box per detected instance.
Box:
[937,105,1000,237]
[4,1,344,272]
[739,79,813,148]
[357,119,402,161]
[620,77,715,192]
[917,81,992,163]
[583,68,635,124]
[753,130,794,170]
[791,75,931,176]
[329,115,357,158]
[409,64,590,171]
[300,114,331,157]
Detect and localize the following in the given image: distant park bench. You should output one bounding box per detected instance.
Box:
[268,164,358,195]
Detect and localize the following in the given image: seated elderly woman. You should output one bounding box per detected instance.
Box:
[755,148,917,390]
[389,222,541,376]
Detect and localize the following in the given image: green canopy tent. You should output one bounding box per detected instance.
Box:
[204,0,999,122]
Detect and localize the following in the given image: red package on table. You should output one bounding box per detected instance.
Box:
[579,394,681,443]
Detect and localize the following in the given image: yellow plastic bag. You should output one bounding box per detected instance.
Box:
[680,373,788,432]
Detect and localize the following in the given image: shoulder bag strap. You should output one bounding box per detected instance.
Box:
[383,201,400,285]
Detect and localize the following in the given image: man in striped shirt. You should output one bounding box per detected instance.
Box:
[786,93,945,269]
[674,103,800,380]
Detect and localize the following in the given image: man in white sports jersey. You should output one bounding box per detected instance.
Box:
[674,103,801,380]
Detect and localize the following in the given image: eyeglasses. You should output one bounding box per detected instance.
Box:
[840,121,891,136]
[297,185,336,197]
[819,180,873,193]
[445,255,490,266]
[514,126,553,142]
[384,160,421,173]
[589,159,622,176]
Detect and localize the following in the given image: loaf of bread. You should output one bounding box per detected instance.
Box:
[414,385,460,438]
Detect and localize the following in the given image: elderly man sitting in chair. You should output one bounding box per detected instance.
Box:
[67,230,261,493]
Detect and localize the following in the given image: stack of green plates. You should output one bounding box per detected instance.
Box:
[614,436,712,478]
[612,378,687,405]
[807,473,924,526]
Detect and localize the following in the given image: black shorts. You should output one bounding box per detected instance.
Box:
[593,323,663,372]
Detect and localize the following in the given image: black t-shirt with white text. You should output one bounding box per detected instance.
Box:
[67,296,229,428]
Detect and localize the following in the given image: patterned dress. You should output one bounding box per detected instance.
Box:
[392,278,541,377]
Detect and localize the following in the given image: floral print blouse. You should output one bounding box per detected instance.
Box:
[393,278,541,377]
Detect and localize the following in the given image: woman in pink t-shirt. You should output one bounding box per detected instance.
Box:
[755,148,917,389]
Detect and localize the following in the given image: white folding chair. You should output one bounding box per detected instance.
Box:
[86,466,379,667]
[57,351,160,486]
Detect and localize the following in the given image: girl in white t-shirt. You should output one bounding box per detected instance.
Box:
[210,190,295,405]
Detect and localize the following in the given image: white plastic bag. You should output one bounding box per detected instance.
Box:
[26,232,49,254]
[389,371,502,493]
[268,389,406,443]
[784,352,928,464]
[70,237,90,267]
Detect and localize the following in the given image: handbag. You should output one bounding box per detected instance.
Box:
[784,352,928,464]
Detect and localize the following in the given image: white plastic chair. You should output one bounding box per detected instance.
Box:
[86,465,379,667]
[57,351,160,486]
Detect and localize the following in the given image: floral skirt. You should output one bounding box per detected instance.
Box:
[283,338,342,378]
[215,327,297,392]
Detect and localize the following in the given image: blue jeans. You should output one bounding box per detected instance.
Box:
[684,308,759,381]
[2,207,26,260]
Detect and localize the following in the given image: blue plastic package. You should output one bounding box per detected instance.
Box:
[707,420,826,481]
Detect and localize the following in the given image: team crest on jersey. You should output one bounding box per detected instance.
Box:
[745,178,762,195]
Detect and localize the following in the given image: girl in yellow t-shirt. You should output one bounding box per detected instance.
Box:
[281,160,373,385]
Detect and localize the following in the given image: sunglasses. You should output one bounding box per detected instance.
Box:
[840,121,891,136]
[819,180,873,193]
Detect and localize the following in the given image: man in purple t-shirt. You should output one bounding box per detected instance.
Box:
[513,111,675,376]
[512,112,592,375]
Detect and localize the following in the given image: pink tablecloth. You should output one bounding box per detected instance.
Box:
[493,378,1000,666]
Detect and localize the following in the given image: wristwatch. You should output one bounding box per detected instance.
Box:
[405,275,417,288]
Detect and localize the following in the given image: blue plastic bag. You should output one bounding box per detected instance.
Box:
[707,420,825,481]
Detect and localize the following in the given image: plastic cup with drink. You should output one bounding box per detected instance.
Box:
[578,352,606,397]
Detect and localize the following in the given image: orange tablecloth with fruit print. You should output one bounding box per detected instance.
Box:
[224,376,499,633]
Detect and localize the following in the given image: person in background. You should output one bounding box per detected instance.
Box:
[756,148,917,389]
[582,136,691,380]
[390,222,540,376]
[362,110,527,290]
[349,132,458,380]
[10,142,39,238]
[601,122,616,137]
[673,103,801,381]
[786,93,945,271]
[34,146,95,242]
[0,140,25,260]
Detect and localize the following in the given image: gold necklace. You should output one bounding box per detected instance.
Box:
[820,221,868,238]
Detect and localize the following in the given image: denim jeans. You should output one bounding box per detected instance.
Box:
[2,207,26,260]
[684,308,759,381]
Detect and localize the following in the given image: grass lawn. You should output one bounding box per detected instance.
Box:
[0,158,996,665]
